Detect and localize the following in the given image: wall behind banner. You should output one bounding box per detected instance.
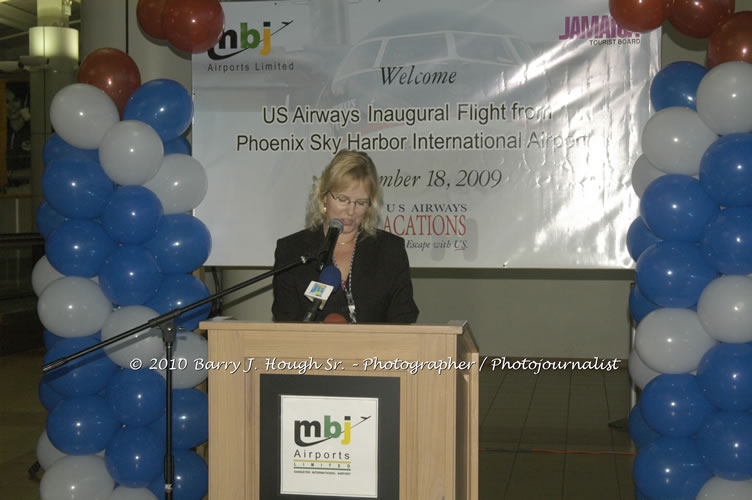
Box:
[58,0,747,360]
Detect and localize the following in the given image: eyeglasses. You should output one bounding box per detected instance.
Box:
[328,192,371,210]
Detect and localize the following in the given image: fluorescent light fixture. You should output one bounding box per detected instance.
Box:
[29,26,78,59]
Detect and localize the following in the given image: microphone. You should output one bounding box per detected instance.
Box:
[303,265,342,322]
[323,313,347,323]
[317,219,344,270]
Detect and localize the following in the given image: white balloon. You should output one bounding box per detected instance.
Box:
[628,350,660,390]
[631,154,665,198]
[641,107,718,176]
[697,476,752,499]
[49,83,119,150]
[698,275,752,343]
[36,430,67,471]
[40,455,114,500]
[99,120,164,185]
[156,331,208,389]
[32,255,65,296]
[144,154,208,214]
[634,308,717,374]
[108,486,158,500]
[696,61,752,135]
[37,277,112,337]
[101,306,165,368]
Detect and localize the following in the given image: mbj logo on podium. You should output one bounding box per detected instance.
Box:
[279,395,379,496]
[295,415,365,446]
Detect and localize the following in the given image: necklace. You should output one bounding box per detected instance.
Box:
[338,232,359,246]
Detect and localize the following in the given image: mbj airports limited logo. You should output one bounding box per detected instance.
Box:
[281,402,378,495]
[295,414,371,447]
[291,414,373,474]
[207,20,294,60]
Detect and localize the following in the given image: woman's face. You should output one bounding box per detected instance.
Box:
[323,180,371,235]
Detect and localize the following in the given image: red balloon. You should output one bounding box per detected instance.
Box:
[78,48,141,117]
[161,0,225,54]
[609,0,673,33]
[708,11,752,68]
[669,0,734,38]
[137,0,168,40]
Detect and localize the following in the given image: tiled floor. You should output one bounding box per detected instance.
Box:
[0,347,635,500]
[478,366,635,499]
[0,347,47,500]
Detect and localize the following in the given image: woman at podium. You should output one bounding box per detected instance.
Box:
[272,150,419,323]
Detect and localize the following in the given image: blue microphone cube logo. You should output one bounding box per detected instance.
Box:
[305,281,333,302]
[310,283,326,297]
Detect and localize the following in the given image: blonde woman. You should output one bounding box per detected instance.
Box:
[272,150,419,323]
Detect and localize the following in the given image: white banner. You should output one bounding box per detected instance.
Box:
[193,0,660,268]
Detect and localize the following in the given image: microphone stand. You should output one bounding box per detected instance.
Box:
[42,253,315,500]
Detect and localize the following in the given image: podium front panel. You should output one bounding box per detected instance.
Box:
[203,321,479,500]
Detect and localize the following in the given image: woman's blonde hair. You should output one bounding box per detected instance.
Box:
[306,150,383,236]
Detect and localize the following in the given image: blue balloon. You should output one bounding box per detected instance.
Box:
[640,175,719,242]
[635,489,650,500]
[105,426,163,487]
[163,136,191,156]
[45,219,116,277]
[43,329,64,349]
[144,214,211,274]
[46,394,120,455]
[627,218,663,262]
[43,132,99,167]
[649,61,707,112]
[42,156,114,219]
[629,401,662,448]
[697,343,752,411]
[702,207,752,275]
[635,241,717,308]
[148,450,207,500]
[145,274,211,331]
[44,329,100,349]
[697,411,752,480]
[150,388,208,449]
[36,201,68,240]
[633,436,712,500]
[700,134,752,207]
[629,284,661,324]
[106,369,166,426]
[43,334,118,396]
[124,79,193,142]
[640,374,715,437]
[102,186,163,244]
[99,245,163,306]
[39,376,65,411]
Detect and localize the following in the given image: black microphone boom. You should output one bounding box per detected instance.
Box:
[317,218,344,269]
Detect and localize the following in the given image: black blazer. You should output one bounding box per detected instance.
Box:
[272,229,419,323]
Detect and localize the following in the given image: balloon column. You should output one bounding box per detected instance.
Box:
[616,2,752,497]
[33,51,210,500]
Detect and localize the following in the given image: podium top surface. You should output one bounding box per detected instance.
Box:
[199,320,477,348]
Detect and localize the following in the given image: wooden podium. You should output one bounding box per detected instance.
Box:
[200,320,479,499]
